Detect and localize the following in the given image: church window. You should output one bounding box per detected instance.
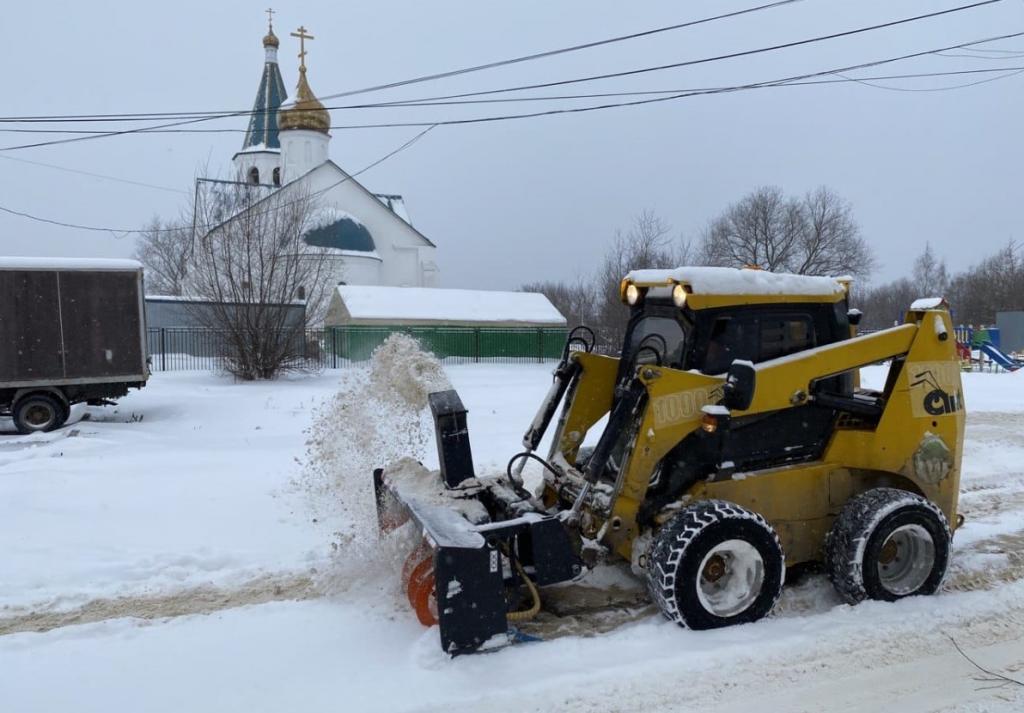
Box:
[297,286,306,300]
[248,167,260,185]
[272,167,281,186]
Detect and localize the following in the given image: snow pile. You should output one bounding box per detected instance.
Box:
[298,333,450,594]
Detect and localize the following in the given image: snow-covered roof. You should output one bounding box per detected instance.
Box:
[625,266,847,297]
[304,207,375,252]
[0,257,143,271]
[326,285,567,327]
[375,194,412,226]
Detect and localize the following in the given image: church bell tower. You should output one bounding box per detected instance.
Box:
[278,25,332,182]
[232,10,288,186]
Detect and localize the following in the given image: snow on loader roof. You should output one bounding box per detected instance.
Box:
[624,266,848,298]
[326,285,566,327]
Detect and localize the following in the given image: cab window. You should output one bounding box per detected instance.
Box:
[702,312,815,373]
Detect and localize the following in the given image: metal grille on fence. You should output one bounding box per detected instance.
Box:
[145,326,569,372]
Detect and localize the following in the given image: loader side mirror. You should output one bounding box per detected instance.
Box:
[722,360,756,412]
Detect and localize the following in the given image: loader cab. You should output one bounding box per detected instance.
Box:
[616,286,860,515]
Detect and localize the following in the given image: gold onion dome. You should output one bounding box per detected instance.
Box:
[279,68,330,134]
[263,28,280,48]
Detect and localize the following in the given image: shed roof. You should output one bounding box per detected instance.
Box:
[326,285,566,327]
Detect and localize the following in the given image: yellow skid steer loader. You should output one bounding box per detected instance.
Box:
[374,267,964,654]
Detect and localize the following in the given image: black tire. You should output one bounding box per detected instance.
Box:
[13,394,67,434]
[826,487,951,604]
[645,500,785,630]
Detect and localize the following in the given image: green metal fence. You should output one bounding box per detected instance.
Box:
[325,326,568,364]
[146,326,568,371]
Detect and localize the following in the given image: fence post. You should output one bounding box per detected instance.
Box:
[159,328,167,372]
[474,328,480,363]
[537,328,543,363]
[331,329,337,369]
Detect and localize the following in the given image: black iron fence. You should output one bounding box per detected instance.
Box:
[146,326,569,372]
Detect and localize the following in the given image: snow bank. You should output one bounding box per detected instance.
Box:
[625,266,846,297]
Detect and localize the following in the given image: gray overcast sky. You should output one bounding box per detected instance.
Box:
[1,0,1021,289]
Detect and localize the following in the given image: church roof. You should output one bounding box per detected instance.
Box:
[279,67,330,134]
[239,41,288,151]
[204,161,437,249]
[304,209,376,252]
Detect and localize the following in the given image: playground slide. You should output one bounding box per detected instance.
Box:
[980,342,1021,371]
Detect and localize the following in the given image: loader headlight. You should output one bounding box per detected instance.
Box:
[625,283,642,305]
[672,283,688,308]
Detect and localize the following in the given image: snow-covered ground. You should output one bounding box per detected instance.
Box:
[2,364,1023,712]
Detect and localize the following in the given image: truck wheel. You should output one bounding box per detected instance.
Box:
[645,500,785,630]
[13,394,67,434]
[826,487,950,604]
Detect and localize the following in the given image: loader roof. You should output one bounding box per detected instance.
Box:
[623,266,849,308]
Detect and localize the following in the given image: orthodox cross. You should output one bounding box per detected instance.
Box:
[265,8,275,30]
[291,26,315,70]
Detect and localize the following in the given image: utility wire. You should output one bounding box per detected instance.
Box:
[4,23,1024,226]
[4,65,1024,136]
[321,1,1016,107]
[0,125,436,235]
[836,66,1024,91]
[0,153,189,193]
[0,0,804,124]
[166,29,1024,132]
[0,0,1007,151]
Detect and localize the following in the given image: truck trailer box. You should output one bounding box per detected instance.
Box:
[0,257,148,432]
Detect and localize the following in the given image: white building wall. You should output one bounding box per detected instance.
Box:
[300,164,439,288]
[280,129,330,183]
[231,149,282,186]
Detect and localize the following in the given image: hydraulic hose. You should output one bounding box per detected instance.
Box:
[506,556,541,622]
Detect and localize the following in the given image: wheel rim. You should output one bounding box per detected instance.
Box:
[24,404,55,429]
[696,539,765,618]
[876,524,935,596]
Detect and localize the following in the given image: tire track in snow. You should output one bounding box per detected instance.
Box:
[0,572,318,637]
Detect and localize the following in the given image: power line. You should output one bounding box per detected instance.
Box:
[0,0,804,124]
[4,25,1023,225]
[0,125,436,235]
[4,65,1024,137]
[0,0,1007,151]
[321,0,1015,107]
[170,30,1024,132]
[0,153,189,194]
[835,66,1024,91]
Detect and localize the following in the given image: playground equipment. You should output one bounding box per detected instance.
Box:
[954,325,1021,372]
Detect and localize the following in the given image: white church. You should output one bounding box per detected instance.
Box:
[220,20,440,290]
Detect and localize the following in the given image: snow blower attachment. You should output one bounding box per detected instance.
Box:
[374,268,966,655]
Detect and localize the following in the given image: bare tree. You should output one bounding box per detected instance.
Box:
[912,242,949,297]
[795,187,875,278]
[520,279,596,335]
[186,181,333,380]
[699,186,874,279]
[853,278,918,329]
[133,216,191,295]
[593,211,684,350]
